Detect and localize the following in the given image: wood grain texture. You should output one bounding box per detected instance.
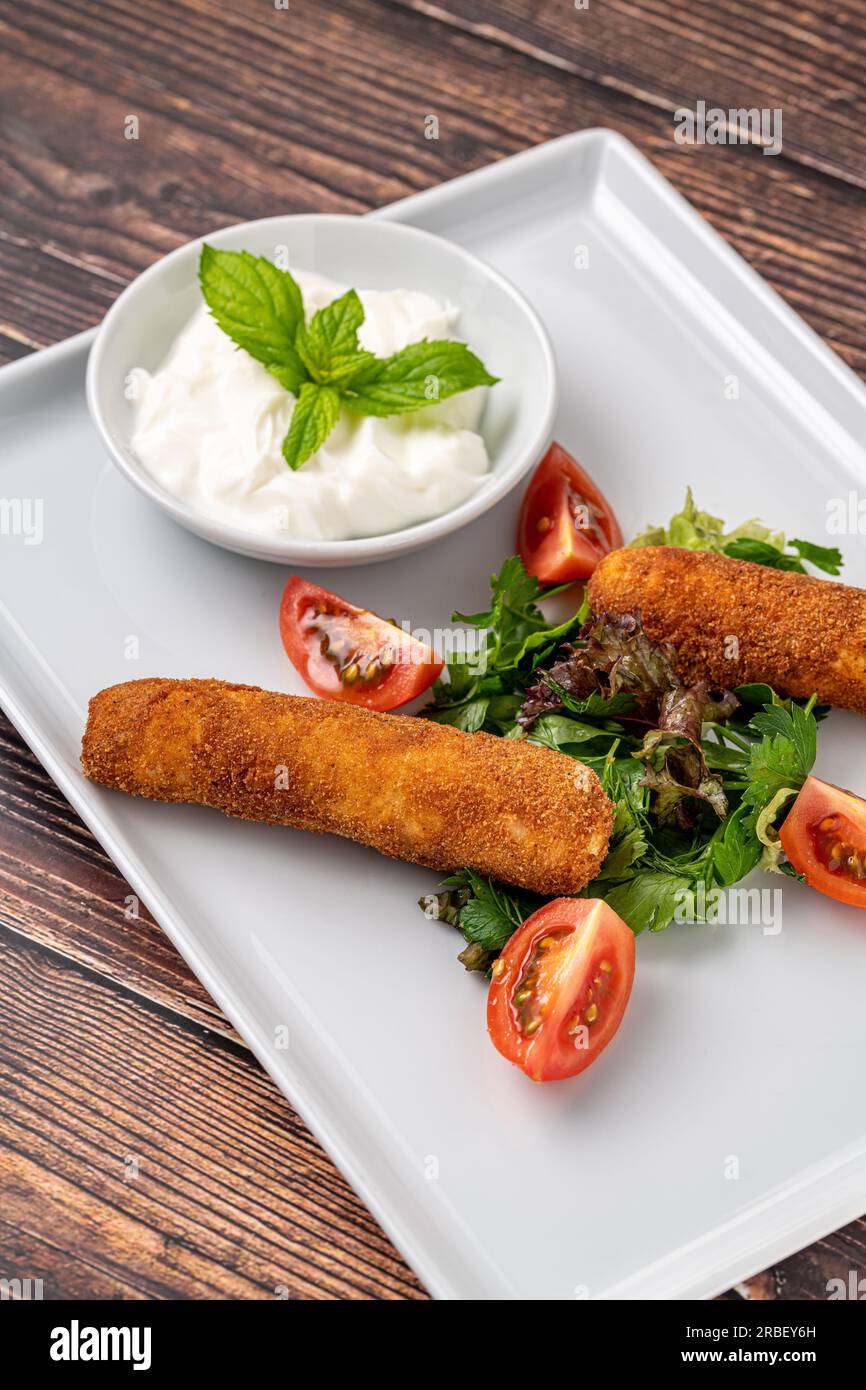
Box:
[0,919,425,1300]
[0,722,236,1039]
[1,0,865,371]
[392,0,866,186]
[1,0,865,1300]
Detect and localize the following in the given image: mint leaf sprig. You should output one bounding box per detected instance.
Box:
[198,246,499,470]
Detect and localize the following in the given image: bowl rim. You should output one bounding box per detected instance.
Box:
[85,212,558,564]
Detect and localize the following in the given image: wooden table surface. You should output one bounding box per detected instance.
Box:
[2,0,865,1301]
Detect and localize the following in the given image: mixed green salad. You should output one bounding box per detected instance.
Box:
[419,493,843,970]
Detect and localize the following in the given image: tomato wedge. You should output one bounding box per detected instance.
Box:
[487,898,635,1082]
[779,776,866,908]
[279,577,443,711]
[517,443,623,584]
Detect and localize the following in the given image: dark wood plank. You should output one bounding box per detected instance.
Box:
[0,925,427,1300]
[0,0,865,374]
[392,0,866,187]
[0,718,237,1038]
[0,1221,149,1301]
[741,1219,866,1300]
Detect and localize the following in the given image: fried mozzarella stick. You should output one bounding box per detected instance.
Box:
[588,546,866,714]
[81,678,613,895]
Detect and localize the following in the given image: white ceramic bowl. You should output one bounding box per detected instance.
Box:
[85,214,557,566]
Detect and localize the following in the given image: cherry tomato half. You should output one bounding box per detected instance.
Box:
[279,577,443,711]
[487,898,635,1082]
[517,443,623,584]
[779,776,866,908]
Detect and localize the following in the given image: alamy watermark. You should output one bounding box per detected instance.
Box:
[50,1321,151,1370]
[826,491,866,535]
[329,621,487,670]
[674,882,782,934]
[0,497,44,545]
[827,1270,866,1300]
[0,1276,43,1299]
[674,100,783,157]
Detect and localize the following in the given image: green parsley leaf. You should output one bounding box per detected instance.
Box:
[425,697,489,733]
[630,487,844,576]
[423,557,592,737]
[199,245,307,394]
[461,557,573,674]
[455,554,540,629]
[712,804,762,885]
[456,871,540,955]
[281,382,341,471]
[542,676,636,721]
[746,701,816,788]
[722,538,808,572]
[721,537,842,576]
[342,339,499,416]
[594,825,649,880]
[737,699,817,851]
[459,898,520,954]
[733,682,778,708]
[601,872,695,935]
[527,713,615,750]
[788,538,844,576]
[420,869,540,971]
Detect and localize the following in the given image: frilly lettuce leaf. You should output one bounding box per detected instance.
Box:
[630,487,842,575]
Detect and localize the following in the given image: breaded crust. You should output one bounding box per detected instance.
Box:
[588,546,866,713]
[81,678,613,896]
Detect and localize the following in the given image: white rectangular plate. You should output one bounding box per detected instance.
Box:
[3,130,866,1301]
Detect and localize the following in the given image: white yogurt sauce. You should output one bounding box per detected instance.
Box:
[129,272,491,541]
